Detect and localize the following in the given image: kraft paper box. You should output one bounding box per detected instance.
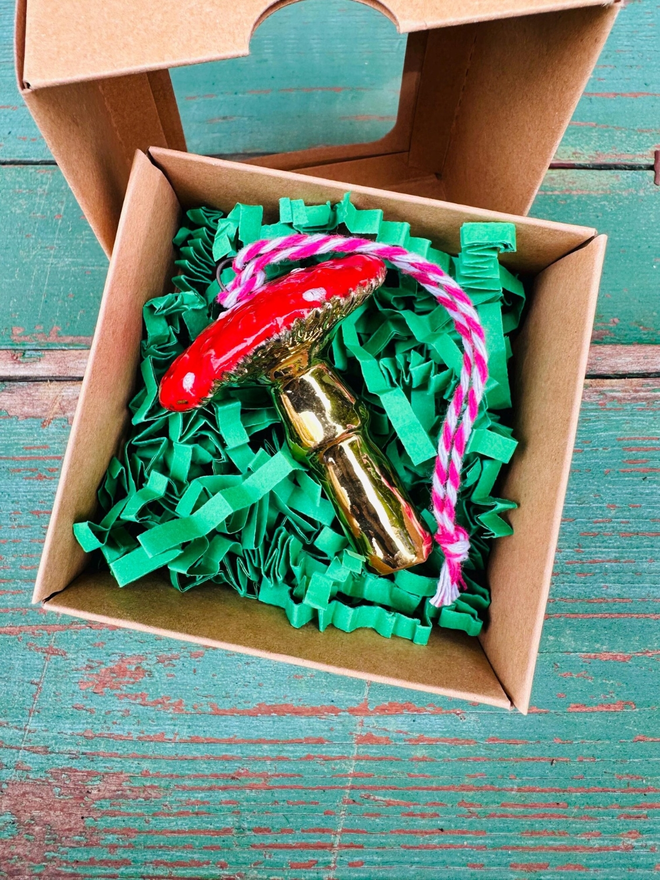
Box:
[33,149,606,713]
[15,0,619,255]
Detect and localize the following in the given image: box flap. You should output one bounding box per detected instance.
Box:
[408,4,620,216]
[22,0,616,89]
[17,71,183,254]
[32,152,181,603]
[46,572,511,708]
[480,234,608,713]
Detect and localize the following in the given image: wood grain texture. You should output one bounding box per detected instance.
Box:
[0,348,89,379]
[0,166,106,348]
[5,344,659,382]
[3,0,660,165]
[0,0,47,161]
[1,378,659,877]
[2,1,660,876]
[557,0,660,164]
[586,344,660,376]
[531,170,659,345]
[0,166,657,349]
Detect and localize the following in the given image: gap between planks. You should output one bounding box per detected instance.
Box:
[1,345,659,383]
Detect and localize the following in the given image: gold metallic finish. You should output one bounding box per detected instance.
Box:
[273,361,432,575]
[226,262,431,575]
[277,362,362,453]
[319,434,433,575]
[229,275,382,385]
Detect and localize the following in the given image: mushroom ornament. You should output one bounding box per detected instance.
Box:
[160,255,433,576]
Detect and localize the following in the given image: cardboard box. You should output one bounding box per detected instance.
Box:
[34,148,605,712]
[34,149,606,712]
[15,0,619,255]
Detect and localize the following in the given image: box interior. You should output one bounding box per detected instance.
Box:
[16,0,618,254]
[36,149,605,712]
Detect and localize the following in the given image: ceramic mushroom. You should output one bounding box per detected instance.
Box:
[159,255,432,575]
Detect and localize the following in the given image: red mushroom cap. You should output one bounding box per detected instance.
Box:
[159,254,386,412]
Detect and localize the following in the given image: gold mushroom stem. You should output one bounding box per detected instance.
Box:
[272,358,432,575]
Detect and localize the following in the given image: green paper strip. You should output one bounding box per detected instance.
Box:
[478,303,511,410]
[468,428,518,463]
[140,451,295,557]
[315,527,349,558]
[336,193,382,235]
[461,221,516,252]
[439,605,482,637]
[123,470,169,521]
[342,319,435,466]
[75,198,523,645]
[303,572,333,610]
[394,569,437,598]
[318,600,431,645]
[110,546,182,588]
[139,490,234,558]
[215,400,250,449]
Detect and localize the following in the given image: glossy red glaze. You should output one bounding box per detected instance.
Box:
[159,254,386,412]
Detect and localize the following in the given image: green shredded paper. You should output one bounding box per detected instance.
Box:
[74,195,525,644]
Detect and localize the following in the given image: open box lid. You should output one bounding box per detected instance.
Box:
[22,0,619,89]
[15,0,620,255]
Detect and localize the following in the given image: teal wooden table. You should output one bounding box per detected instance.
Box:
[1,2,659,876]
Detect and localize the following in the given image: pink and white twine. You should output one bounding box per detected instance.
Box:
[217,234,489,608]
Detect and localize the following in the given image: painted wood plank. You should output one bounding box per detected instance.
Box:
[2,649,657,879]
[0,378,80,422]
[586,344,660,376]
[0,0,49,161]
[0,348,90,379]
[0,165,657,350]
[1,376,658,875]
[2,0,659,166]
[2,343,658,382]
[549,378,660,608]
[531,170,660,345]
[1,644,658,875]
[557,0,660,165]
[0,166,106,348]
